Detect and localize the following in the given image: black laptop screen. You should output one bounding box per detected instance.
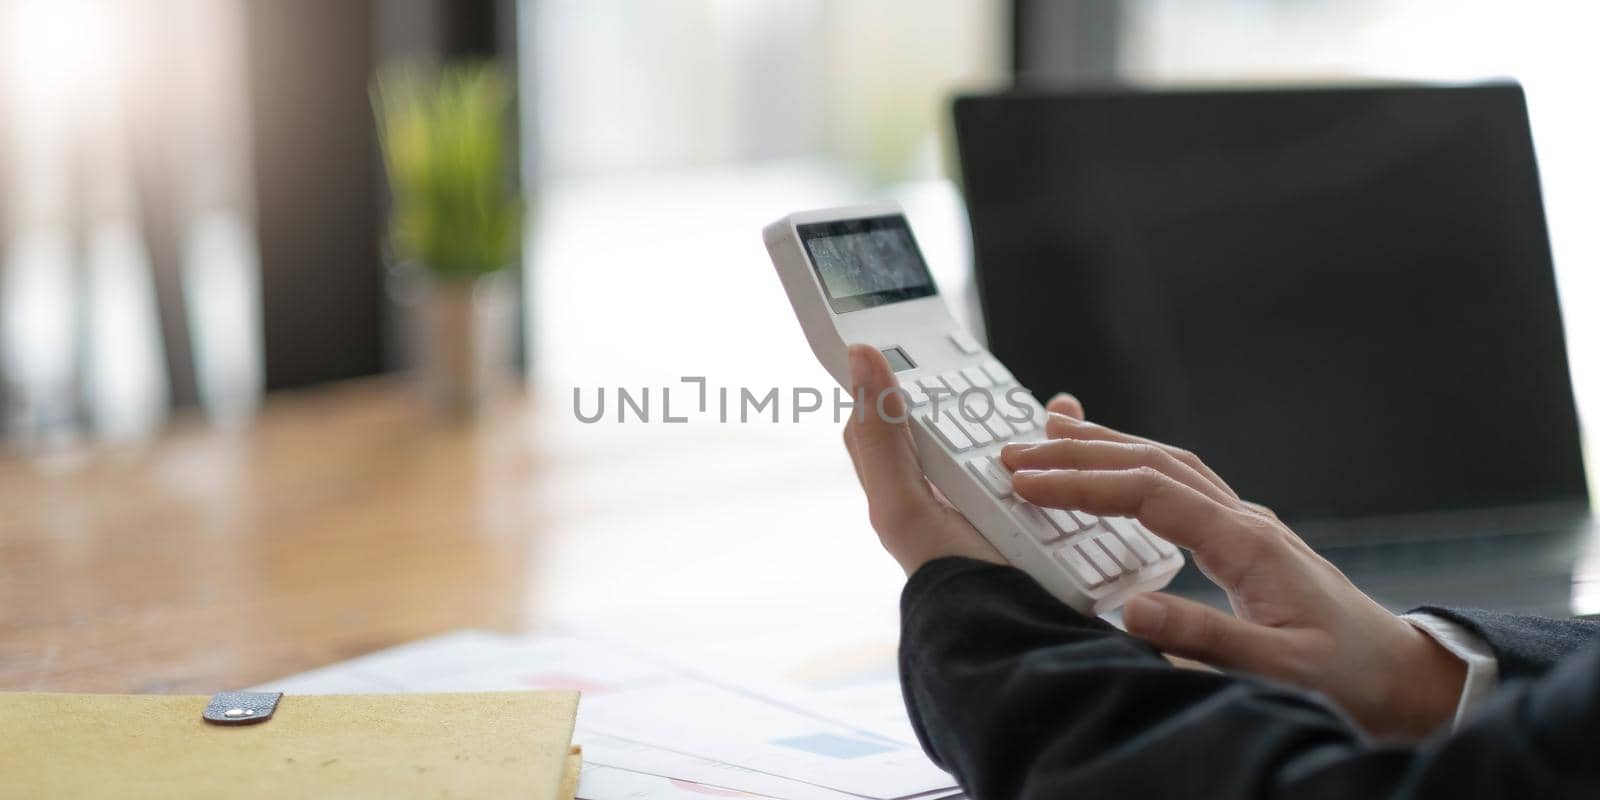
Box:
[955,84,1586,526]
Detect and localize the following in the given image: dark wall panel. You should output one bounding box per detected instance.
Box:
[1012,0,1122,84]
[247,0,384,391]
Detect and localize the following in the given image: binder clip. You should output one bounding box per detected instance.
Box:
[202,691,282,726]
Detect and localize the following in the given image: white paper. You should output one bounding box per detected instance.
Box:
[578,763,965,800]
[250,630,512,694]
[577,676,947,799]
[579,763,782,799]
[254,629,956,800]
[365,634,951,799]
[581,733,914,800]
[576,607,919,745]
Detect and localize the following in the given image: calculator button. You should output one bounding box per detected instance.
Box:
[1042,507,1087,535]
[1115,517,1175,557]
[923,412,973,452]
[1070,509,1100,528]
[952,412,995,446]
[981,359,1014,384]
[1011,395,1047,431]
[1096,533,1139,570]
[942,370,973,395]
[1104,518,1158,564]
[1078,542,1122,580]
[980,412,1015,440]
[958,393,1007,437]
[1009,425,1048,443]
[949,330,982,355]
[1055,545,1104,587]
[958,389,989,415]
[918,377,954,408]
[900,382,929,407]
[1007,410,1036,434]
[1010,501,1061,544]
[989,457,1015,495]
[967,457,1012,498]
[960,366,993,388]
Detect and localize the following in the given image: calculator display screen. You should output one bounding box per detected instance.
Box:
[798,215,937,313]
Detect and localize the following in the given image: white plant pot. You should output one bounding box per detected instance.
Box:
[413,270,515,419]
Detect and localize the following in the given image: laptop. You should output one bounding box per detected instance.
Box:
[951,83,1589,573]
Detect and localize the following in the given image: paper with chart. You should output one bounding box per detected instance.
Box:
[335,632,949,797]
[252,628,959,800]
[577,732,958,800]
[575,672,946,799]
[578,763,961,800]
[576,764,785,800]
[575,607,922,746]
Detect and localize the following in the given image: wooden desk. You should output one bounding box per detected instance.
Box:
[0,379,549,693]
[12,376,1588,694]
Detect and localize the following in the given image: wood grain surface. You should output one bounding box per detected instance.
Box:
[1,379,548,693]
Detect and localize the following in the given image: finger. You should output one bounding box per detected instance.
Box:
[1045,414,1238,499]
[1123,593,1295,675]
[843,344,938,533]
[999,437,1239,508]
[1010,467,1263,584]
[1046,393,1084,419]
[1227,499,1325,563]
[1163,654,1217,672]
[1242,500,1277,519]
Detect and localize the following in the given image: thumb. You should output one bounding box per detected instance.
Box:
[844,344,935,523]
[1123,593,1285,673]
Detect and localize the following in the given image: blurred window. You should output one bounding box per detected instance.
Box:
[518,0,1006,392]
[0,0,262,445]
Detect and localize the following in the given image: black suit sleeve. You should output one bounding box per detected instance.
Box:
[899,557,1599,800]
[1410,606,1600,680]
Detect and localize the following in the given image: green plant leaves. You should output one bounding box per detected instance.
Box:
[372,62,522,279]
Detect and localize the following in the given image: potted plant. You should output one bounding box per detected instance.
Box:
[373,62,522,418]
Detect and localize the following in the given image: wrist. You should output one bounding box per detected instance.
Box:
[1386,622,1467,738]
[884,515,1005,576]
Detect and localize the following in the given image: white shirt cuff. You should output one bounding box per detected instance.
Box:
[1401,612,1500,728]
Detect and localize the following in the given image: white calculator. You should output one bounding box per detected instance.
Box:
[763,203,1183,614]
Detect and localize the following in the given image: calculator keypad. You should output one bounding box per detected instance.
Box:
[907,361,1176,592]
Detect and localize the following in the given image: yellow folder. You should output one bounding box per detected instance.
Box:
[0,690,581,800]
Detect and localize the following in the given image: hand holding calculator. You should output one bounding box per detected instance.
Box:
[763,204,1183,614]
